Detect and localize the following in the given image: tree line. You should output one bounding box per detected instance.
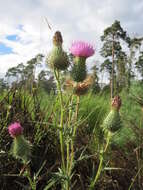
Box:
[0,20,143,96]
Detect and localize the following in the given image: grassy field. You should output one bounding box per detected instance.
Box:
[0,81,143,190]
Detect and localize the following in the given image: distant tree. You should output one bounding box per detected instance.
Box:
[5,66,20,82]
[0,78,7,92]
[91,65,100,93]
[116,51,127,89]
[100,20,129,98]
[126,37,143,90]
[38,70,56,93]
[135,51,143,81]
[5,54,44,91]
[100,59,112,76]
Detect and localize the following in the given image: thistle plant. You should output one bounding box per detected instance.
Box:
[47,31,71,189]
[89,96,122,190]
[46,33,95,190]
[66,40,95,189]
[8,122,31,163]
[8,122,36,190]
[70,41,94,82]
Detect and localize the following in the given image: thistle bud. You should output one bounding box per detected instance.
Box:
[8,122,31,163]
[53,31,63,46]
[111,95,121,111]
[102,96,122,132]
[47,31,69,70]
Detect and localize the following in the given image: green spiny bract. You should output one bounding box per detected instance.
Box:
[11,135,31,163]
[102,109,122,132]
[71,57,87,82]
[47,47,69,70]
[47,31,69,70]
[102,96,122,133]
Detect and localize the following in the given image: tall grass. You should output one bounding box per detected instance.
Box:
[0,81,143,189]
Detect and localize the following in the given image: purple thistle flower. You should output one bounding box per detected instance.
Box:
[70,41,95,58]
[8,122,23,138]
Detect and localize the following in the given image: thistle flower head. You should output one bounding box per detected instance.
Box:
[111,95,121,111]
[70,41,95,58]
[8,122,31,163]
[47,31,69,70]
[8,122,23,138]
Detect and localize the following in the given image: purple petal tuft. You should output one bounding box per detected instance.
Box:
[70,41,95,58]
[8,122,23,138]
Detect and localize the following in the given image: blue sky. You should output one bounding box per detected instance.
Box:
[0,0,143,80]
[0,35,19,55]
[6,34,19,42]
[0,43,13,55]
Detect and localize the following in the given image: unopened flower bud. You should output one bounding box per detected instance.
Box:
[102,96,122,132]
[47,31,69,70]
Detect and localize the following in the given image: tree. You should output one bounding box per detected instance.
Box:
[5,54,45,91]
[100,20,129,98]
[126,37,143,90]
[5,66,21,84]
[0,78,7,92]
[38,70,56,93]
[91,65,100,93]
[116,51,127,89]
[135,51,143,80]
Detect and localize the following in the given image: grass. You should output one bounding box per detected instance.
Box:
[0,81,143,189]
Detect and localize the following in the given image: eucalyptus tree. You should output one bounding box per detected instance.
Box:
[21,54,44,92]
[5,54,44,90]
[5,66,21,83]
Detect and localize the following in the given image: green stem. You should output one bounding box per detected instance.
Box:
[24,166,36,190]
[66,95,73,190]
[89,131,111,190]
[104,131,111,152]
[66,95,73,171]
[89,149,103,190]
[68,96,80,176]
[128,166,143,190]
[27,175,36,190]
[54,69,65,171]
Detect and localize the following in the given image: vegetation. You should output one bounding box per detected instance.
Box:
[1,20,143,190]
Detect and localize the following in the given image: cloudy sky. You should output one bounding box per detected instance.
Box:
[0,0,143,79]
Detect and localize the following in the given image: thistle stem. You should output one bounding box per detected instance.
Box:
[68,96,80,176]
[23,165,36,190]
[66,95,73,171]
[66,95,73,190]
[89,131,111,190]
[54,69,65,171]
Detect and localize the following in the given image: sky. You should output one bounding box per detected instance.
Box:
[0,0,143,81]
